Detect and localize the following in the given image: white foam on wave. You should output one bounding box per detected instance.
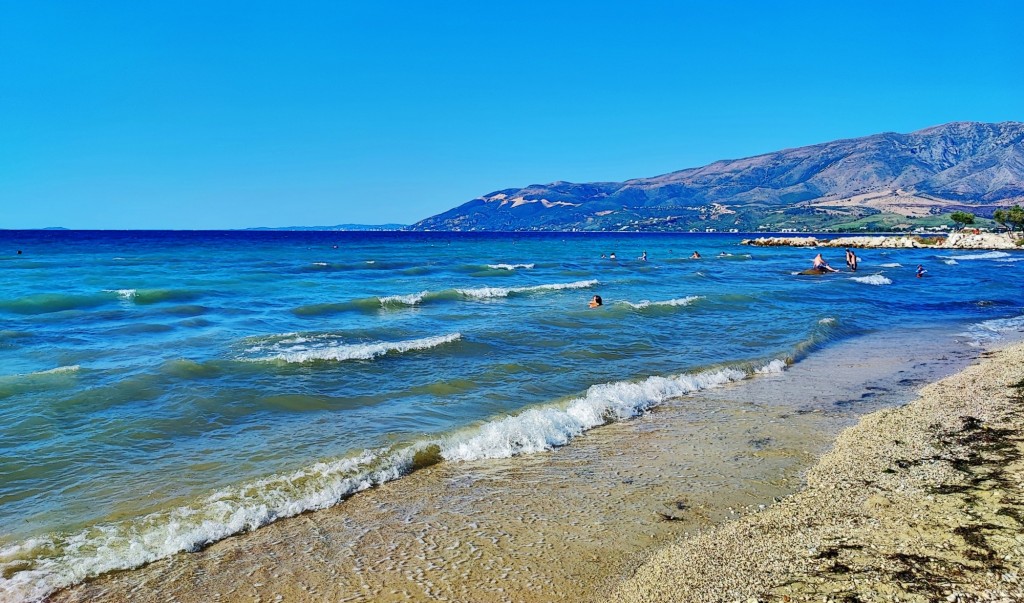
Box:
[378,291,428,306]
[249,333,461,363]
[0,447,413,603]
[240,332,313,353]
[944,259,958,265]
[103,289,137,300]
[961,313,1024,346]
[457,279,598,299]
[879,263,902,268]
[4,365,82,381]
[755,359,788,374]
[486,263,535,270]
[441,360,782,461]
[0,356,789,602]
[851,275,892,286]
[996,257,1024,263]
[33,365,80,376]
[622,296,703,309]
[946,251,1010,260]
[818,317,837,326]
[311,262,329,266]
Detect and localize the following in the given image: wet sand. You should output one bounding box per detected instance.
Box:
[609,341,1024,603]
[49,329,979,603]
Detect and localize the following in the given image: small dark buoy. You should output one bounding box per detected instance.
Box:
[17,250,22,255]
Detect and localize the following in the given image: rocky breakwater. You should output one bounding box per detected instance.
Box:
[743,232,1023,250]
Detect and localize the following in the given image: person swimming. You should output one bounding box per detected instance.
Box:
[916,264,926,278]
[812,253,839,273]
[639,251,647,261]
[588,295,603,308]
[690,251,701,259]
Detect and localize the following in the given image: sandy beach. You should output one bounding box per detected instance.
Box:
[42,327,997,603]
[610,341,1024,603]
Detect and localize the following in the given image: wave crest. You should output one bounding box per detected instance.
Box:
[946,251,1010,260]
[377,291,428,307]
[486,263,535,270]
[441,361,781,461]
[457,279,598,299]
[246,333,461,363]
[621,296,702,309]
[851,275,892,286]
[0,356,787,602]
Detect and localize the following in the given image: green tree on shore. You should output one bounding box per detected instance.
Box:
[950,211,975,230]
[993,205,1024,232]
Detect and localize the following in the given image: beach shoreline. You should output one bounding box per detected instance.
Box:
[42,327,994,603]
[609,340,1024,603]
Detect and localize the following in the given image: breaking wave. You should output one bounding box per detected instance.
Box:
[244,333,462,364]
[294,280,597,315]
[945,251,1010,261]
[377,291,429,307]
[457,279,598,299]
[102,288,201,304]
[851,275,892,286]
[31,365,80,376]
[961,313,1024,346]
[486,263,535,270]
[0,356,788,602]
[620,296,703,310]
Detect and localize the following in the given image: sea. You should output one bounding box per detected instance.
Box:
[0,230,1021,601]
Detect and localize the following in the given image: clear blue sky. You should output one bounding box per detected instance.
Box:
[2,1,1022,229]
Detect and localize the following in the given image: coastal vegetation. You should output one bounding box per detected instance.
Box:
[994,205,1024,232]
[950,211,977,231]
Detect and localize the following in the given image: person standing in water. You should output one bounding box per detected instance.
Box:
[845,248,858,271]
[916,264,926,278]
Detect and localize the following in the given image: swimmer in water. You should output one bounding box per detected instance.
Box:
[690,251,701,259]
[589,295,603,308]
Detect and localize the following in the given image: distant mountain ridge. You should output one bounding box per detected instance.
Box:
[411,121,1024,232]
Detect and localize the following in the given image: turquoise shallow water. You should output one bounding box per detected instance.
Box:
[0,230,1021,600]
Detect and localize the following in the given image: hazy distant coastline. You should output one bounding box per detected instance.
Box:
[240,224,407,231]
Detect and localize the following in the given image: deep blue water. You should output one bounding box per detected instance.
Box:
[0,230,1021,600]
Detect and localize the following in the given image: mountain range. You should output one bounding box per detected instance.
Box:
[410,121,1024,232]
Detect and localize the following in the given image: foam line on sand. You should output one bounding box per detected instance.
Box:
[608,342,1024,603]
